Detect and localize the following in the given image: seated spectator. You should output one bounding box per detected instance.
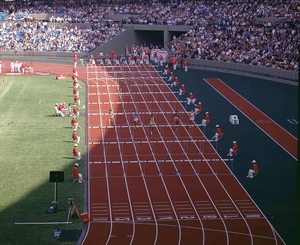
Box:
[187,93,196,105]
[71,115,81,130]
[72,129,81,144]
[199,112,210,126]
[72,163,84,183]
[54,103,64,117]
[227,141,238,157]
[212,125,223,141]
[195,102,202,114]
[73,144,81,160]
[246,160,259,178]
[179,84,186,95]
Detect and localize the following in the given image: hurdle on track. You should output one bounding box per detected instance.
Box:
[91,121,209,140]
[89,137,214,159]
[89,158,234,178]
[88,91,179,96]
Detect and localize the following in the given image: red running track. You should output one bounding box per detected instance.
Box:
[79,63,285,245]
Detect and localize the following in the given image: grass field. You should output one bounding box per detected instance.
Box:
[0,75,85,245]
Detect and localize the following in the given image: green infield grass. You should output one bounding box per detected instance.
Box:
[0,75,85,245]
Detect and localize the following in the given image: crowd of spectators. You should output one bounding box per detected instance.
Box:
[164,1,299,71]
[0,19,123,52]
[0,0,298,70]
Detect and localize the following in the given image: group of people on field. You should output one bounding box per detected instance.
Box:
[71,57,84,183]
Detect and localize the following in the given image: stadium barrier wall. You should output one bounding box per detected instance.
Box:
[188,59,298,82]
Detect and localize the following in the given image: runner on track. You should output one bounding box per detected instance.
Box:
[133,111,139,129]
[149,114,155,135]
[108,109,114,127]
[189,109,196,128]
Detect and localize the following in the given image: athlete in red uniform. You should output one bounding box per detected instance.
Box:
[212,125,223,141]
[179,84,186,95]
[227,141,238,156]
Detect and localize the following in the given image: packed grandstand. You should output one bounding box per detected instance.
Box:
[0,0,298,71]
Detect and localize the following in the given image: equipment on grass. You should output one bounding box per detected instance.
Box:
[47,171,66,213]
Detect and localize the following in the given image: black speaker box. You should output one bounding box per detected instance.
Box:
[49,171,64,182]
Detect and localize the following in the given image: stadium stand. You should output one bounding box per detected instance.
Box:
[0,0,298,71]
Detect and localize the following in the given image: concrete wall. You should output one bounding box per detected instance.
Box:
[188,59,297,82]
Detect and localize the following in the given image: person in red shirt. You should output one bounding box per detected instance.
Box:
[73,54,77,68]
[187,93,196,105]
[110,49,115,59]
[153,50,158,63]
[73,78,81,89]
[159,55,164,66]
[247,160,259,178]
[212,125,223,141]
[73,87,79,97]
[90,54,95,64]
[171,77,179,87]
[184,59,188,72]
[179,84,186,95]
[72,129,81,143]
[195,102,202,114]
[205,112,210,124]
[172,57,178,70]
[73,144,81,160]
[73,67,78,77]
[74,95,81,106]
[71,116,81,129]
[73,105,80,117]
[163,65,170,75]
[125,45,130,56]
[168,72,175,82]
[129,54,134,65]
[227,141,238,156]
[58,103,63,111]
[72,163,84,183]
[20,62,26,74]
[200,112,210,126]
